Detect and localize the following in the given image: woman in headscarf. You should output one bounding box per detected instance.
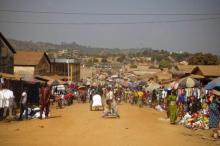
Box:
[167,90,177,124]
[209,90,220,129]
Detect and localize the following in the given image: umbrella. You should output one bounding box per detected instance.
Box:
[178,77,200,88]
[205,77,220,90]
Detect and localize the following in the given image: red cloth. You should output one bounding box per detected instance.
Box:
[64,93,74,100]
[40,87,50,105]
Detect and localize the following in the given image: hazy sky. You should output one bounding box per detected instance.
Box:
[1,0,220,54]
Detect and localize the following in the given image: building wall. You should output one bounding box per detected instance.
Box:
[51,63,80,81]
[35,56,50,75]
[14,66,35,77]
[0,37,14,74]
[71,63,80,81]
[192,69,203,76]
[50,63,67,75]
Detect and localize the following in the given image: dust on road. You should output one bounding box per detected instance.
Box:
[0,103,219,146]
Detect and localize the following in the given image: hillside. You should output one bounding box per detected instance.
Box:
[8,39,146,55]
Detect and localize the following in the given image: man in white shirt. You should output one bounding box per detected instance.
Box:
[19,88,28,120]
[3,88,15,119]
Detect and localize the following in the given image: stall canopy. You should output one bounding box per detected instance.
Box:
[47,80,65,86]
[48,74,64,81]
[0,72,21,80]
[205,77,220,90]
[21,76,44,84]
[178,77,200,88]
[145,82,161,91]
[35,75,53,82]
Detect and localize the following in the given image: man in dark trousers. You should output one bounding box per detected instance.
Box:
[19,88,28,120]
[39,83,51,119]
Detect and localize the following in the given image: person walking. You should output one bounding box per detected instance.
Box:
[19,88,28,120]
[209,90,220,129]
[167,90,178,124]
[39,83,51,119]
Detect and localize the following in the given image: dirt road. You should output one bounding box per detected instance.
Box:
[0,103,219,146]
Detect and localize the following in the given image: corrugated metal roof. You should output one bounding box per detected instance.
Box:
[50,58,80,64]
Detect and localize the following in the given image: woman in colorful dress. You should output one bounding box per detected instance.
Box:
[167,90,177,124]
[209,90,220,129]
[177,93,185,119]
[137,90,144,108]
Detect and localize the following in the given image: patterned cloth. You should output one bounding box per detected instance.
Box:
[168,95,177,124]
[208,100,220,128]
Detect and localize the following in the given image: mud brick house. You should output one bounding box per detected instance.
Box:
[0,32,16,74]
[14,51,50,77]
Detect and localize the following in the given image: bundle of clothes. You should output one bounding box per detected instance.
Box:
[179,111,209,129]
[17,107,48,119]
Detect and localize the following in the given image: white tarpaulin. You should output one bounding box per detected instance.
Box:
[92,94,102,107]
[145,82,161,91]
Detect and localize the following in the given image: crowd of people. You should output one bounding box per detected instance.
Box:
[0,80,52,121]
[0,75,220,138]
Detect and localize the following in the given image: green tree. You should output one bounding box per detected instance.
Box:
[188,53,219,65]
[159,59,172,69]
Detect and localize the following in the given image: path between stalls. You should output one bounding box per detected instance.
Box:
[0,103,219,146]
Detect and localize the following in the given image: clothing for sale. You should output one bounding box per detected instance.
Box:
[162,90,167,99]
[185,88,193,98]
[2,90,9,107]
[2,89,14,107]
[0,90,4,108]
[178,102,185,118]
[178,95,185,104]
[2,89,15,118]
[197,88,201,99]
[0,78,4,84]
[180,112,209,129]
[178,89,185,96]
